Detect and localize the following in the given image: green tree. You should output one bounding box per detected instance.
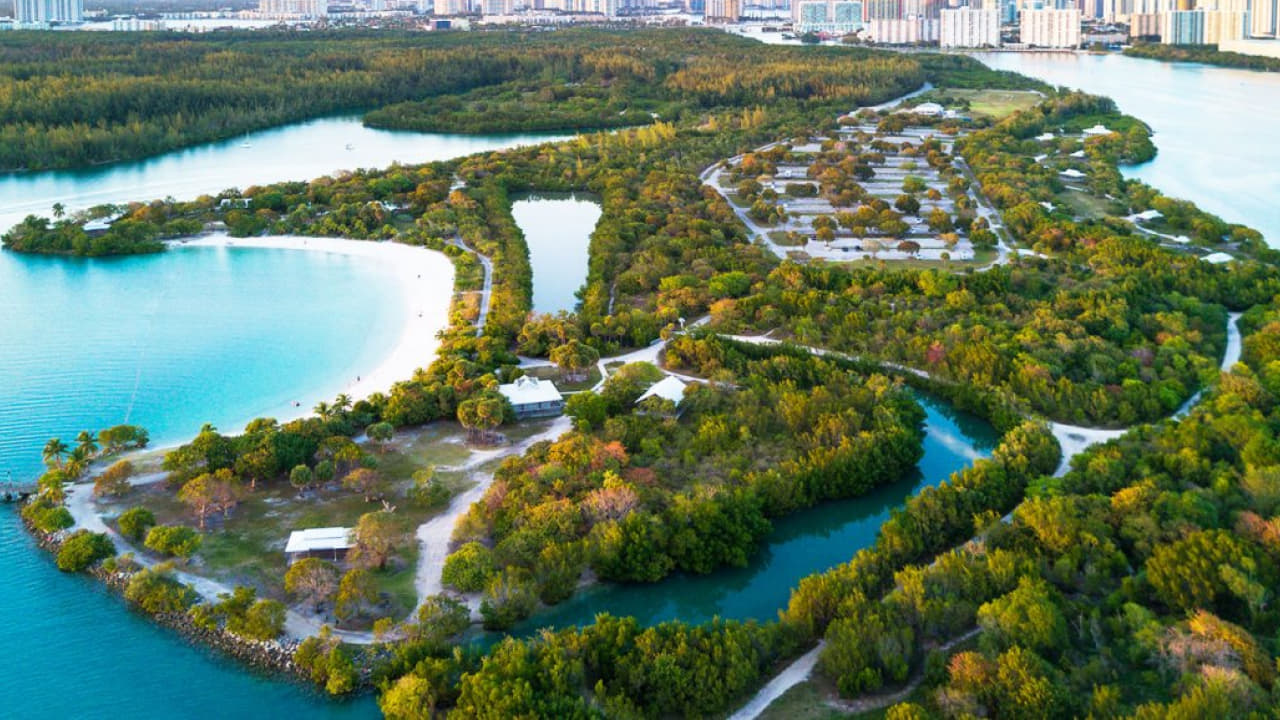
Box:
[335,568,378,624]
[144,525,202,559]
[42,438,68,468]
[117,506,156,541]
[56,531,116,572]
[285,557,340,613]
[351,511,398,570]
[442,541,497,592]
[93,459,134,498]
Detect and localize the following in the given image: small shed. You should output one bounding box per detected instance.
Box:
[498,376,564,419]
[285,527,353,564]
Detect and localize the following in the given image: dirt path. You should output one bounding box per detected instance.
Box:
[412,415,572,614]
[728,642,825,720]
[63,479,376,644]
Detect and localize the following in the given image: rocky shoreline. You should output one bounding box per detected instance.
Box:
[25,517,308,683]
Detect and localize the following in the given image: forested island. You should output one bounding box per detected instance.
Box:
[1124,42,1280,72]
[9,27,1280,720]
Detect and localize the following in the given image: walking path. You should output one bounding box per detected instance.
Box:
[412,415,573,617]
[63,474,376,644]
[727,642,824,720]
[725,313,1243,718]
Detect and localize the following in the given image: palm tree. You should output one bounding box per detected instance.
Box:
[334,394,353,414]
[42,438,68,468]
[51,202,65,219]
[314,401,333,420]
[75,430,98,457]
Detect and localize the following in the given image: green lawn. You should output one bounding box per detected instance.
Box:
[939,88,1044,119]
[1054,188,1124,221]
[93,422,492,626]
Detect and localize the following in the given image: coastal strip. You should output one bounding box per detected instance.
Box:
[177,233,455,410]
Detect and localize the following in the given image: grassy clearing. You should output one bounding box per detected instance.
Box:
[93,421,500,626]
[1054,188,1122,221]
[940,88,1043,119]
[768,230,807,247]
[758,678,852,720]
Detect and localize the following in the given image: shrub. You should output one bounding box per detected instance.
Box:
[144,525,201,558]
[125,565,196,614]
[442,542,496,592]
[117,506,156,542]
[56,531,116,572]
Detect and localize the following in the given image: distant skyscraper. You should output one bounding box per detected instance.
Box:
[1019,7,1081,45]
[14,0,83,24]
[940,7,1000,45]
[704,0,741,21]
[258,0,328,15]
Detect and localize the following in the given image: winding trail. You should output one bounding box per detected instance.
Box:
[723,313,1243,718]
[63,474,375,644]
[728,642,825,720]
[412,415,573,615]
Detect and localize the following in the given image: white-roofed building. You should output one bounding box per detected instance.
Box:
[637,376,689,405]
[1202,252,1235,264]
[1082,124,1112,136]
[1059,168,1086,179]
[285,526,352,563]
[1036,132,1056,141]
[498,376,564,418]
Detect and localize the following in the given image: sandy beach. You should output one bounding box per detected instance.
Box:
[178,233,455,416]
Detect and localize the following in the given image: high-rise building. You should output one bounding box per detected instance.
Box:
[1019,7,1081,46]
[940,7,1000,46]
[792,0,864,31]
[704,0,741,21]
[1203,9,1247,41]
[1161,7,1205,40]
[865,15,940,40]
[1129,11,1163,35]
[434,0,473,14]
[258,0,327,15]
[1249,0,1277,36]
[14,0,83,24]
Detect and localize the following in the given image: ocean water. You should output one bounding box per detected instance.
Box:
[0,245,410,483]
[0,245,405,717]
[0,511,379,719]
[973,51,1280,245]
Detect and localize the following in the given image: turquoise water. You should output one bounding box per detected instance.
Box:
[0,511,378,719]
[0,122,561,718]
[0,245,408,482]
[0,117,563,233]
[519,393,998,631]
[973,52,1280,245]
[510,194,603,315]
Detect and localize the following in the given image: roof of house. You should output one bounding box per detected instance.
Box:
[1059,168,1086,178]
[637,375,688,405]
[498,375,562,406]
[1082,124,1111,135]
[285,527,353,554]
[1036,132,1056,141]
[1202,252,1235,265]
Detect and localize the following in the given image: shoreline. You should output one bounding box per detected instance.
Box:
[175,233,455,426]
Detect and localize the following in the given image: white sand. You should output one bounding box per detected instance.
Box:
[179,234,455,412]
